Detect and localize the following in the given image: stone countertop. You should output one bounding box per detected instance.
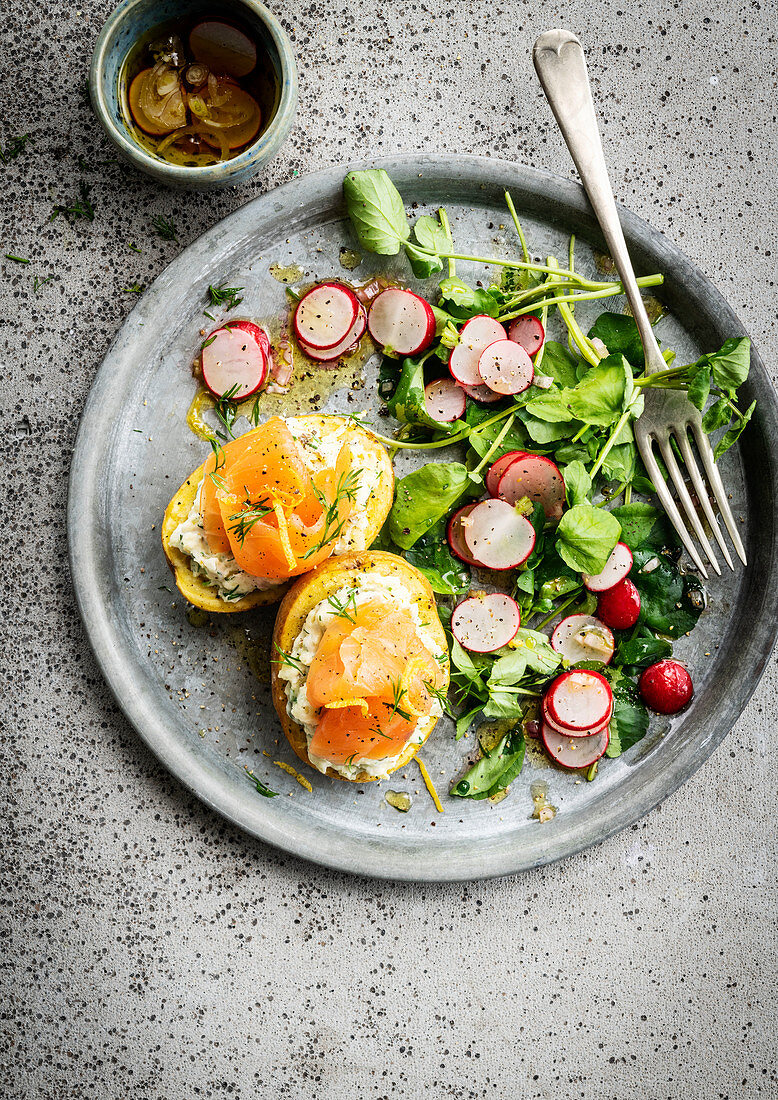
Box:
[2,1,776,1097]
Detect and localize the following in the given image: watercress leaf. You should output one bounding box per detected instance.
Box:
[450,727,525,799]
[567,355,631,427]
[450,638,489,681]
[482,692,525,722]
[562,460,592,507]
[687,361,711,412]
[630,547,704,636]
[343,169,410,255]
[609,502,660,550]
[467,407,533,459]
[701,396,732,433]
[402,519,470,596]
[488,650,528,688]
[520,411,580,444]
[553,441,592,466]
[438,277,500,319]
[509,629,562,675]
[707,336,751,394]
[588,312,645,368]
[714,399,756,459]
[525,389,575,424]
[405,242,444,279]
[601,441,637,484]
[537,341,579,390]
[556,505,621,575]
[389,463,471,548]
[616,629,673,668]
[455,707,482,740]
[606,676,649,756]
[413,213,450,254]
[387,355,465,433]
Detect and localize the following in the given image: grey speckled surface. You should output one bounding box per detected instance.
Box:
[2,1,776,1097]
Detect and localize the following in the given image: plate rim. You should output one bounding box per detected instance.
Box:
[67,153,778,881]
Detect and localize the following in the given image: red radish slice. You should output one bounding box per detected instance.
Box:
[458,381,503,404]
[229,319,271,360]
[508,315,545,358]
[447,504,479,566]
[542,722,609,769]
[448,315,507,386]
[201,325,267,399]
[583,541,634,592]
[551,615,615,666]
[368,288,435,355]
[486,451,531,497]
[294,283,359,350]
[542,696,610,738]
[424,378,466,423]
[463,499,536,571]
[497,454,565,522]
[298,306,366,363]
[451,592,521,653]
[546,669,613,732]
[189,21,258,78]
[477,340,534,395]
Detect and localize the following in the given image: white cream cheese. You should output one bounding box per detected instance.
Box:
[169,418,385,603]
[277,576,446,780]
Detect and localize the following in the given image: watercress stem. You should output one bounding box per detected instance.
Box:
[470,414,516,481]
[498,276,665,324]
[438,207,455,278]
[364,401,521,451]
[504,191,531,264]
[533,590,582,632]
[590,406,633,477]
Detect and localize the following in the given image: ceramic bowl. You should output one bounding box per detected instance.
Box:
[90,0,298,189]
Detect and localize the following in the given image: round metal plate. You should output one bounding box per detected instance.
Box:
[67,155,778,880]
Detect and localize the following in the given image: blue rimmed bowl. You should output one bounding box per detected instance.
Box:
[90,0,298,189]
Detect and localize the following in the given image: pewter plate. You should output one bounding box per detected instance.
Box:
[67,155,778,881]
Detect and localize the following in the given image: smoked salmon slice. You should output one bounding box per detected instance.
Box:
[306,600,443,765]
[198,417,357,580]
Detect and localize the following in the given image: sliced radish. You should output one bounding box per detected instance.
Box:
[542,722,609,770]
[583,541,634,593]
[551,615,615,665]
[508,315,545,358]
[497,454,565,522]
[458,381,503,404]
[448,315,507,386]
[451,593,521,653]
[201,325,268,400]
[293,283,359,350]
[368,288,435,355]
[424,377,466,423]
[447,504,479,566]
[545,670,613,732]
[486,451,530,497]
[298,305,366,363]
[542,696,610,738]
[462,499,536,571]
[478,340,534,395]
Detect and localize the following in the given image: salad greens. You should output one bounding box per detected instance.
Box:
[341,168,752,800]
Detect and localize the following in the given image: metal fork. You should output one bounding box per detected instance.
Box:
[532,29,746,578]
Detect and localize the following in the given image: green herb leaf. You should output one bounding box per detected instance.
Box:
[567,355,633,427]
[450,727,525,799]
[387,355,465,433]
[405,213,449,277]
[508,629,562,675]
[438,277,500,319]
[388,463,471,548]
[399,518,470,595]
[600,441,637,484]
[562,460,592,507]
[616,629,673,668]
[207,282,244,311]
[714,399,755,459]
[524,388,575,424]
[707,336,750,394]
[609,503,660,550]
[701,396,732,433]
[687,361,711,411]
[343,169,410,255]
[630,548,704,637]
[151,214,179,242]
[556,505,621,575]
[535,341,579,389]
[588,312,646,368]
[244,767,279,797]
[605,676,649,757]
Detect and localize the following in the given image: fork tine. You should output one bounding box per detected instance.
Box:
[689,421,748,565]
[636,434,709,579]
[657,437,720,575]
[676,428,734,570]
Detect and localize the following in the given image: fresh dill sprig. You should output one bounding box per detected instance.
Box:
[32,274,53,294]
[325,588,359,623]
[303,468,362,559]
[152,214,179,242]
[213,383,243,440]
[0,134,29,163]
[228,497,274,544]
[51,180,94,224]
[207,282,244,312]
[123,283,144,293]
[272,643,305,673]
[127,241,142,253]
[383,678,413,723]
[4,254,29,264]
[244,766,279,798]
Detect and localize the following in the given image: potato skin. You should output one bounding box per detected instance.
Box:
[271,550,450,783]
[161,415,394,613]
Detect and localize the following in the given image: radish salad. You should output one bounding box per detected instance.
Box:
[195,167,754,805]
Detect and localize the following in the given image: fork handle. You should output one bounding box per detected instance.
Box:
[533,30,666,374]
